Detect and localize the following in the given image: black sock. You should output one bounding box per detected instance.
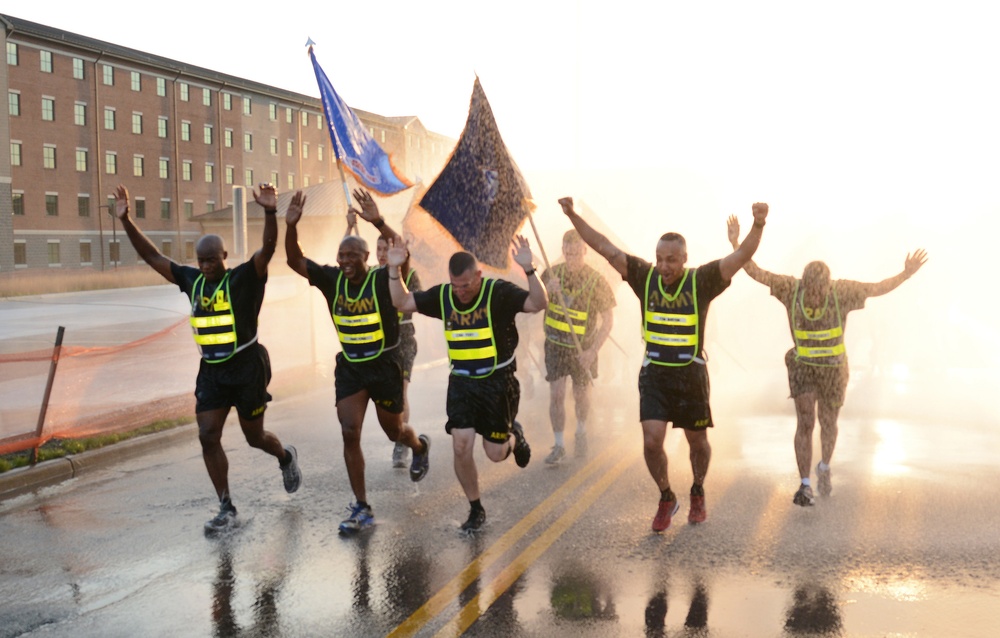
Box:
[357,501,370,510]
[470,499,484,512]
[280,448,292,466]
[660,488,676,502]
[691,483,704,497]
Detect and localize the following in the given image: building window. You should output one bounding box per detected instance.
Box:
[302,143,309,159]
[286,140,293,157]
[7,42,18,65]
[224,129,233,148]
[80,241,92,264]
[242,96,251,115]
[133,155,144,177]
[225,166,234,185]
[8,91,20,116]
[381,130,386,143]
[160,200,171,220]
[130,71,141,91]
[156,77,166,97]
[109,240,120,264]
[179,82,189,101]
[72,58,84,79]
[270,171,279,185]
[132,112,143,134]
[285,107,292,123]
[75,149,88,172]
[157,116,167,138]
[182,160,192,181]
[14,241,27,266]
[244,133,253,152]
[10,142,21,167]
[102,64,114,86]
[135,199,146,218]
[318,145,324,161]
[203,125,212,145]
[180,121,191,141]
[317,115,322,130]
[105,152,117,174]
[244,169,253,187]
[162,240,173,258]
[223,93,232,110]
[303,175,310,187]
[41,97,54,121]
[46,194,59,216]
[269,103,277,120]
[78,195,90,217]
[43,145,56,169]
[48,241,61,266]
[300,112,308,127]
[185,240,195,261]
[12,192,24,216]
[270,137,278,155]
[74,102,86,126]
[287,173,294,190]
[40,50,53,73]
[183,201,194,219]
[205,202,214,213]
[158,158,169,179]
[205,164,214,182]
[202,88,211,106]
[104,108,115,130]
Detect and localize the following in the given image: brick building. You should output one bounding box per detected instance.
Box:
[0,14,452,273]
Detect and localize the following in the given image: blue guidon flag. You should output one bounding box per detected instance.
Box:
[308,46,411,195]
[419,77,534,270]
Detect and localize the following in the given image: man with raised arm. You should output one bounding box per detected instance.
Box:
[112,182,302,536]
[386,237,547,533]
[559,197,768,532]
[285,188,430,534]
[727,216,927,507]
[540,229,616,463]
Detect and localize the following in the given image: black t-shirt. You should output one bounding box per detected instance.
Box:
[306,260,400,348]
[171,260,265,348]
[413,278,530,365]
[624,255,730,358]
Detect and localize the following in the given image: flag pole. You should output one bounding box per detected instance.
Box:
[309,43,354,230]
[524,210,594,385]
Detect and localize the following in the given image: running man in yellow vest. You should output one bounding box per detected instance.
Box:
[286,188,430,534]
[727,216,928,506]
[112,183,302,536]
[540,230,616,463]
[386,238,547,533]
[559,197,768,532]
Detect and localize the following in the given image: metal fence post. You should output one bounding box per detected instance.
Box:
[30,326,65,465]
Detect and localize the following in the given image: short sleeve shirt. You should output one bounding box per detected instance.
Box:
[413,278,530,365]
[540,263,617,348]
[306,260,400,348]
[768,275,871,339]
[171,260,265,347]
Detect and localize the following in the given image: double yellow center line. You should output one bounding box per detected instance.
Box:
[388,437,637,637]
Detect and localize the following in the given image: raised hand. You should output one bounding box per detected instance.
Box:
[904,248,928,276]
[112,184,130,220]
[253,182,278,210]
[385,237,408,268]
[558,197,575,216]
[726,214,740,248]
[351,189,380,223]
[751,202,769,226]
[286,190,306,225]
[510,234,535,270]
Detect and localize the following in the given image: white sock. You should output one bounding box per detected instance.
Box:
[801,478,811,486]
[818,462,830,472]
[554,432,565,447]
[576,420,586,435]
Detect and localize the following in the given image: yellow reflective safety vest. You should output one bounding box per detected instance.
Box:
[544,264,599,348]
[642,267,700,366]
[441,278,508,378]
[792,281,846,367]
[189,271,251,363]
[332,268,388,362]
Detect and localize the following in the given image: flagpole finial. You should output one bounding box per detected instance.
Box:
[305,37,316,48]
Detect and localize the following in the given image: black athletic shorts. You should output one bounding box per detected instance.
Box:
[334,349,404,413]
[445,368,520,443]
[195,342,272,420]
[785,348,849,407]
[398,327,418,381]
[543,339,597,385]
[637,358,713,429]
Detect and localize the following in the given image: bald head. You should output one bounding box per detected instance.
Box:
[195,234,228,281]
[340,235,369,254]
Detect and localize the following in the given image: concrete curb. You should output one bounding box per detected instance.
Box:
[0,423,196,502]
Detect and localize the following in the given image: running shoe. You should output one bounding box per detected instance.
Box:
[575,431,588,458]
[815,463,832,497]
[392,441,409,468]
[793,484,815,507]
[544,445,566,465]
[511,421,531,468]
[280,445,302,493]
[410,435,431,482]
[204,501,238,536]
[339,502,375,534]
[652,497,680,533]
[461,507,486,533]
[688,494,707,524]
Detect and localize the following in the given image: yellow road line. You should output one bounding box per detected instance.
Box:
[387,437,632,638]
[435,451,637,637]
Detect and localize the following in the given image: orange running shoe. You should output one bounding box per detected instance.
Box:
[688,494,707,524]
[652,498,680,533]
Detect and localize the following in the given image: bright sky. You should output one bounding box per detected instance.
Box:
[9,1,1000,386]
